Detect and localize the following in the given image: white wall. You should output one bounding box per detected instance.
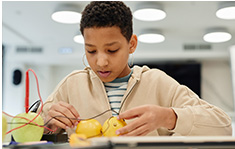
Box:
[230,45,235,136]
[230,45,235,114]
[2,61,25,115]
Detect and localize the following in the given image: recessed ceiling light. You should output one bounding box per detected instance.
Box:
[133,2,166,21]
[73,34,84,44]
[203,28,232,43]
[51,4,81,24]
[216,2,235,20]
[138,29,165,43]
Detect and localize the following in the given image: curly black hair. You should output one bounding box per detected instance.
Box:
[80,1,133,42]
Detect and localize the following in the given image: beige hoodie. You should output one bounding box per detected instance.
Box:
[40,65,232,136]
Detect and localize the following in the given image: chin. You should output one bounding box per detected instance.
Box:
[100,77,115,83]
[101,79,113,83]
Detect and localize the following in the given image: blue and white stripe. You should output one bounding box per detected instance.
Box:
[104,82,127,116]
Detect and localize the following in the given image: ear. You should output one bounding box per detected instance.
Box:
[129,34,138,54]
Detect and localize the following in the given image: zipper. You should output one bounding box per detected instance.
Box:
[119,79,139,114]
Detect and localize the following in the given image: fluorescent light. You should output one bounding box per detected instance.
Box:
[203,28,232,43]
[138,29,165,43]
[216,2,235,20]
[51,4,81,24]
[73,34,84,44]
[52,11,81,24]
[134,9,166,21]
[133,2,166,21]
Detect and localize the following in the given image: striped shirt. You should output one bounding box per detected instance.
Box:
[104,70,133,116]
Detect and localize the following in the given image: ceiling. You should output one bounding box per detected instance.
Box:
[2,1,235,64]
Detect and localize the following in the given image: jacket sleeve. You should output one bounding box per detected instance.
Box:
[171,85,232,136]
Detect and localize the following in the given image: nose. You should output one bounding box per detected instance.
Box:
[97,54,108,67]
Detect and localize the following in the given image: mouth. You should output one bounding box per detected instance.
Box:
[98,71,111,78]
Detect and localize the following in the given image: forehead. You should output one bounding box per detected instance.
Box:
[83,26,125,42]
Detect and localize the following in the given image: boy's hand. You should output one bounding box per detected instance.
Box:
[44,101,80,133]
[116,105,177,136]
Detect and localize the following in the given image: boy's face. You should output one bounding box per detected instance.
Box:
[83,26,137,82]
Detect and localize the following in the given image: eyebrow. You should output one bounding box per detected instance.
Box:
[85,41,119,47]
[104,41,119,46]
[85,43,95,47]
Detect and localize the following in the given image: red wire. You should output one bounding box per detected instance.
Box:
[23,69,44,122]
[25,71,29,113]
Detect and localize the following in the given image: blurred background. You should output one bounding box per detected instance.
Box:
[2,1,235,136]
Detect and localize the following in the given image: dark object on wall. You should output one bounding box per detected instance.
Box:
[135,62,201,97]
[13,69,22,85]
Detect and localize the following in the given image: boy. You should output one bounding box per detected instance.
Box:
[41,1,232,136]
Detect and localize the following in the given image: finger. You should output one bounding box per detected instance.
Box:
[137,130,149,136]
[122,122,148,136]
[51,105,74,127]
[59,102,80,119]
[44,113,67,131]
[47,116,68,130]
[117,116,147,135]
[49,108,74,128]
[59,102,80,125]
[118,106,147,120]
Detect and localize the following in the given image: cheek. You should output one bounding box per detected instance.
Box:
[112,54,129,69]
[120,51,130,62]
[86,55,95,66]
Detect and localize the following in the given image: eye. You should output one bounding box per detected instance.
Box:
[87,50,96,54]
[108,49,119,53]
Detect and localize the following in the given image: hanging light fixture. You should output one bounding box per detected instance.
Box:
[203,27,232,43]
[216,1,235,20]
[133,2,166,21]
[73,33,84,44]
[138,29,165,43]
[51,3,82,24]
